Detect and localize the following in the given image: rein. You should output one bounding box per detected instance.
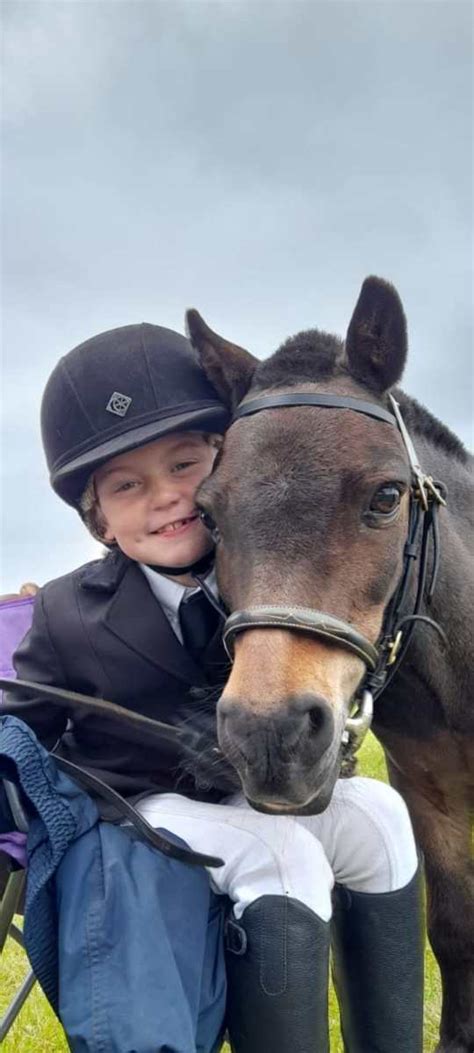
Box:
[224,390,447,751]
[0,676,224,869]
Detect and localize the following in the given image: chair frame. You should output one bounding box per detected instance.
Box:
[0,781,36,1041]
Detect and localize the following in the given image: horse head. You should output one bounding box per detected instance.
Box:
[187,278,415,814]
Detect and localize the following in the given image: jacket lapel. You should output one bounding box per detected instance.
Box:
[81,551,206,685]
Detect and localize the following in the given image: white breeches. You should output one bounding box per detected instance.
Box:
[136,777,418,923]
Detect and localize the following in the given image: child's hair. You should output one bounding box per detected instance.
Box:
[79,475,111,544]
[79,432,222,545]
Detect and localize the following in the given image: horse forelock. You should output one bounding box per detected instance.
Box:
[251,328,344,391]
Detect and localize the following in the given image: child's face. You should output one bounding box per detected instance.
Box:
[94,433,219,568]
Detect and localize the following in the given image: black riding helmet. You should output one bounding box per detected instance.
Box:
[41,323,229,509]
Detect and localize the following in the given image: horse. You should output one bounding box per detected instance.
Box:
[186,276,474,1053]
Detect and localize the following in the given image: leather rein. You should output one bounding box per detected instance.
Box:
[222,391,447,751]
[0,676,225,869]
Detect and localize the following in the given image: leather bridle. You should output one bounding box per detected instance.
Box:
[222,391,447,750]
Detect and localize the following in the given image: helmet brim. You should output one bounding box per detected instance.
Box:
[52,403,230,507]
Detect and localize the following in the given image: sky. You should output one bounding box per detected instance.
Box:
[1,0,472,593]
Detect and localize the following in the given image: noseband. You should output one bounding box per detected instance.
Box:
[224,606,379,670]
[223,391,447,751]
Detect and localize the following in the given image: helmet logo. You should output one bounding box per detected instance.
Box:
[106,392,132,417]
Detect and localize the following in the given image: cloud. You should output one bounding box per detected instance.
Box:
[1,0,472,591]
[2,1,116,124]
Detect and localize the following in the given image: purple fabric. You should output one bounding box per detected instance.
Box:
[0,597,35,858]
[0,595,35,682]
[0,830,28,866]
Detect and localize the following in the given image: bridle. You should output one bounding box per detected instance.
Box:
[221,391,447,751]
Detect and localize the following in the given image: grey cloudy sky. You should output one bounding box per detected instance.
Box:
[1,0,472,593]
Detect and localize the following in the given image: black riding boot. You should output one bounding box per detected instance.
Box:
[332,866,424,1053]
[225,895,330,1053]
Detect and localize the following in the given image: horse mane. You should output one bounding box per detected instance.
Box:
[392,389,469,465]
[251,328,470,466]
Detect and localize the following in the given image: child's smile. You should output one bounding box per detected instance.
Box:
[150,512,200,538]
[94,433,219,569]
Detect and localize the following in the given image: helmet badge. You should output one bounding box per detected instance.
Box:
[106,392,132,417]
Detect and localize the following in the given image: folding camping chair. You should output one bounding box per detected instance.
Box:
[0,593,37,1040]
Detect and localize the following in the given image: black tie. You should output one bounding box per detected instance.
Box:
[179,590,221,664]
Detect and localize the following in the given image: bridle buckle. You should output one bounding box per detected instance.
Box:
[387,630,403,667]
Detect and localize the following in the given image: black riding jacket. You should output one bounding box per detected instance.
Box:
[3,549,231,808]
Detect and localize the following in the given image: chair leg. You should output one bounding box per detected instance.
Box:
[0,869,26,951]
[1,868,35,1041]
[0,968,36,1042]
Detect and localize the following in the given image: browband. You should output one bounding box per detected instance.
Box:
[233,393,396,427]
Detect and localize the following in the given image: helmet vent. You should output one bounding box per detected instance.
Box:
[106,392,132,417]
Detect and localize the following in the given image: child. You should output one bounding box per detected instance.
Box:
[5,322,423,1053]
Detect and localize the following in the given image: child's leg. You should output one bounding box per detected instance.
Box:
[137,791,333,918]
[137,793,333,1053]
[296,775,418,891]
[297,776,424,1053]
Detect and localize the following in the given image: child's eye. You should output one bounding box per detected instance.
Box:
[171,460,198,473]
[115,480,139,493]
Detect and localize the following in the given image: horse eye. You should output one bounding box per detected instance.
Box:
[369,485,401,515]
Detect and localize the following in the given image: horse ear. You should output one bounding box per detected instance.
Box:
[344,277,408,393]
[186,309,258,410]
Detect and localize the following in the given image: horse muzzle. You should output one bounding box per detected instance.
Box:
[217,690,349,812]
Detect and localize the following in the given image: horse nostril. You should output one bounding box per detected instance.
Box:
[218,693,336,768]
[299,696,335,754]
[308,706,326,734]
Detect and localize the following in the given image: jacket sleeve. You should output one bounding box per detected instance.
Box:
[2,590,68,750]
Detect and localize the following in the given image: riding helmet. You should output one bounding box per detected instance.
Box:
[41,323,229,509]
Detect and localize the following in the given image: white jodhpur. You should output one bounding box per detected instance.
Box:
[136,777,418,923]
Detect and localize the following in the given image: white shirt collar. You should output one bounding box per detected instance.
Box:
[139,563,219,642]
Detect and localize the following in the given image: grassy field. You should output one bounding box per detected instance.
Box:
[1,734,441,1051]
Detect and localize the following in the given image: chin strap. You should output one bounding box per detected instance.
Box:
[145,549,215,577]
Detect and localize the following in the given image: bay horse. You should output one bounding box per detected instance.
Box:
[186,277,473,1053]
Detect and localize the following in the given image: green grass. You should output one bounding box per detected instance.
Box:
[1,734,441,1050]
